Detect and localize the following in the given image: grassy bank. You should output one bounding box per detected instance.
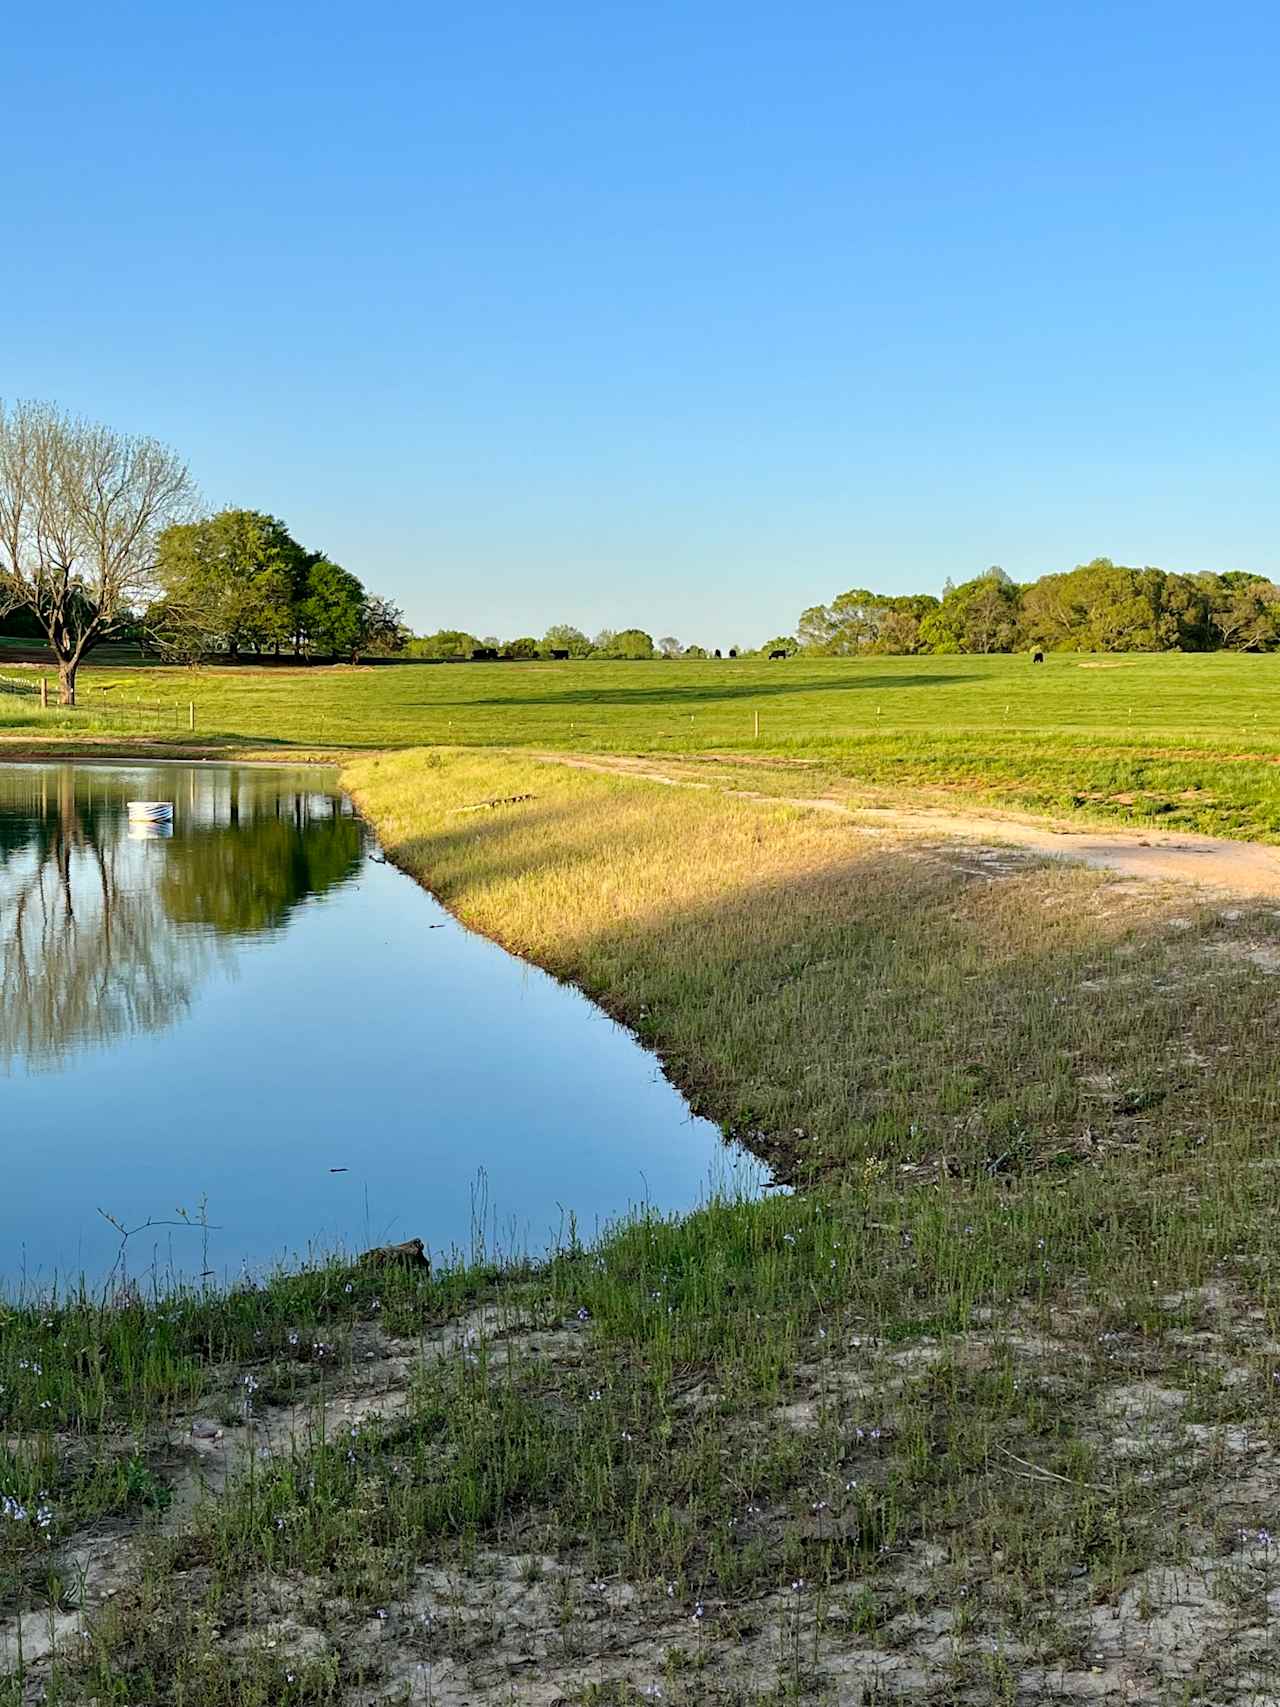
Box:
[4,650,1280,838]
[345,749,1280,1181]
[7,750,1280,1702]
[8,1168,1280,1703]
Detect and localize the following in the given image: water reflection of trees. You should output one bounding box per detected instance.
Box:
[160,776,362,936]
[0,767,363,1069]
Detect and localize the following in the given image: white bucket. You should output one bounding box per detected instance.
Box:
[127,801,174,824]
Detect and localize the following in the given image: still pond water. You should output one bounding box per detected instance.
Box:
[0,763,761,1293]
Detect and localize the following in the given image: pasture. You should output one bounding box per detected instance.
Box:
[2,647,1280,838]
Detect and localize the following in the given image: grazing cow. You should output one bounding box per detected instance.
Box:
[549,648,570,660]
[728,648,738,658]
[471,646,499,661]
[1031,648,1044,664]
[769,648,788,660]
[714,648,722,659]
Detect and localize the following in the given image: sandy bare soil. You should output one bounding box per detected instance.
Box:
[543,754,1280,900]
[9,1289,1280,1704]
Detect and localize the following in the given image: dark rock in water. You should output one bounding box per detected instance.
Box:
[358,1237,430,1271]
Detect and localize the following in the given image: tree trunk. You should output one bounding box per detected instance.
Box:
[58,659,77,707]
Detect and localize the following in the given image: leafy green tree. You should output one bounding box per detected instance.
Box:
[155,509,304,659]
[599,628,655,659]
[0,604,44,638]
[502,636,539,659]
[799,591,938,654]
[657,635,683,657]
[1020,570,1091,650]
[298,558,365,660]
[409,629,480,659]
[919,571,1021,653]
[683,643,709,658]
[762,635,799,656]
[1151,570,1213,651]
[542,623,592,656]
[1206,573,1280,650]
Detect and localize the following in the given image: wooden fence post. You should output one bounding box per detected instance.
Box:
[40,679,48,710]
[189,702,196,733]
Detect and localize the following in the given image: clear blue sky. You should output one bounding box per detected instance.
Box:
[6,1,1279,645]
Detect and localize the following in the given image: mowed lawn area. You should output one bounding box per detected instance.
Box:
[2,646,1280,838]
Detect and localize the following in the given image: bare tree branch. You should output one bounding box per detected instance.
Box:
[0,400,197,702]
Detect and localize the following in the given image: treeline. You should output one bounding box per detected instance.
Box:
[795,561,1280,656]
[0,499,408,668]
[414,561,1280,665]
[407,625,751,661]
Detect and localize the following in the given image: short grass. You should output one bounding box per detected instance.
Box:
[8,1171,1280,1702]
[3,649,1280,838]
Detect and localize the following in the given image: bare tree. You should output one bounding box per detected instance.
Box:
[0,401,197,703]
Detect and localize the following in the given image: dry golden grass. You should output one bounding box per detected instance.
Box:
[345,748,1280,1183]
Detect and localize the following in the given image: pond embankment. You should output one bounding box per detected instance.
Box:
[6,747,1280,1703]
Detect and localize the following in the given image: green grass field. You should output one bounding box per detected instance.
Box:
[3,648,1280,838]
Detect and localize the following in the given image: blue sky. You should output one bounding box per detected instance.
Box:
[5,1,1279,644]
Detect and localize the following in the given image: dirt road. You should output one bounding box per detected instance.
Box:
[541,753,1280,899]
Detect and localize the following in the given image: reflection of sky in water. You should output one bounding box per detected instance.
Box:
[0,763,764,1292]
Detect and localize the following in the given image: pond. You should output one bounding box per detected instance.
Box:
[0,762,763,1294]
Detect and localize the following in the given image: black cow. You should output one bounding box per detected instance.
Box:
[728,648,738,658]
[471,646,499,661]
[714,648,722,659]
[769,648,789,660]
[548,648,570,660]
[1031,648,1044,664]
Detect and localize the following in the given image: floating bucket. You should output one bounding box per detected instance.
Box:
[127,801,173,825]
[128,819,173,842]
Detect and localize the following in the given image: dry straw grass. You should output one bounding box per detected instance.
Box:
[345,748,1280,1184]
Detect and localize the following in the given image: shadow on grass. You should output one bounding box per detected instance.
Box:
[374,786,1280,1187]
[430,672,966,711]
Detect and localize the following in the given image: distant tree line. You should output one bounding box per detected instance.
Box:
[407,625,749,661]
[5,403,1271,695]
[793,561,1280,656]
[411,561,1280,665]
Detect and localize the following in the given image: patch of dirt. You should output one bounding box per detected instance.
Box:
[9,1296,1280,1704]
[1205,939,1280,974]
[0,1305,556,1673]
[540,753,1280,901]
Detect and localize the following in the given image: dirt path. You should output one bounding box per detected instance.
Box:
[541,753,1280,899]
